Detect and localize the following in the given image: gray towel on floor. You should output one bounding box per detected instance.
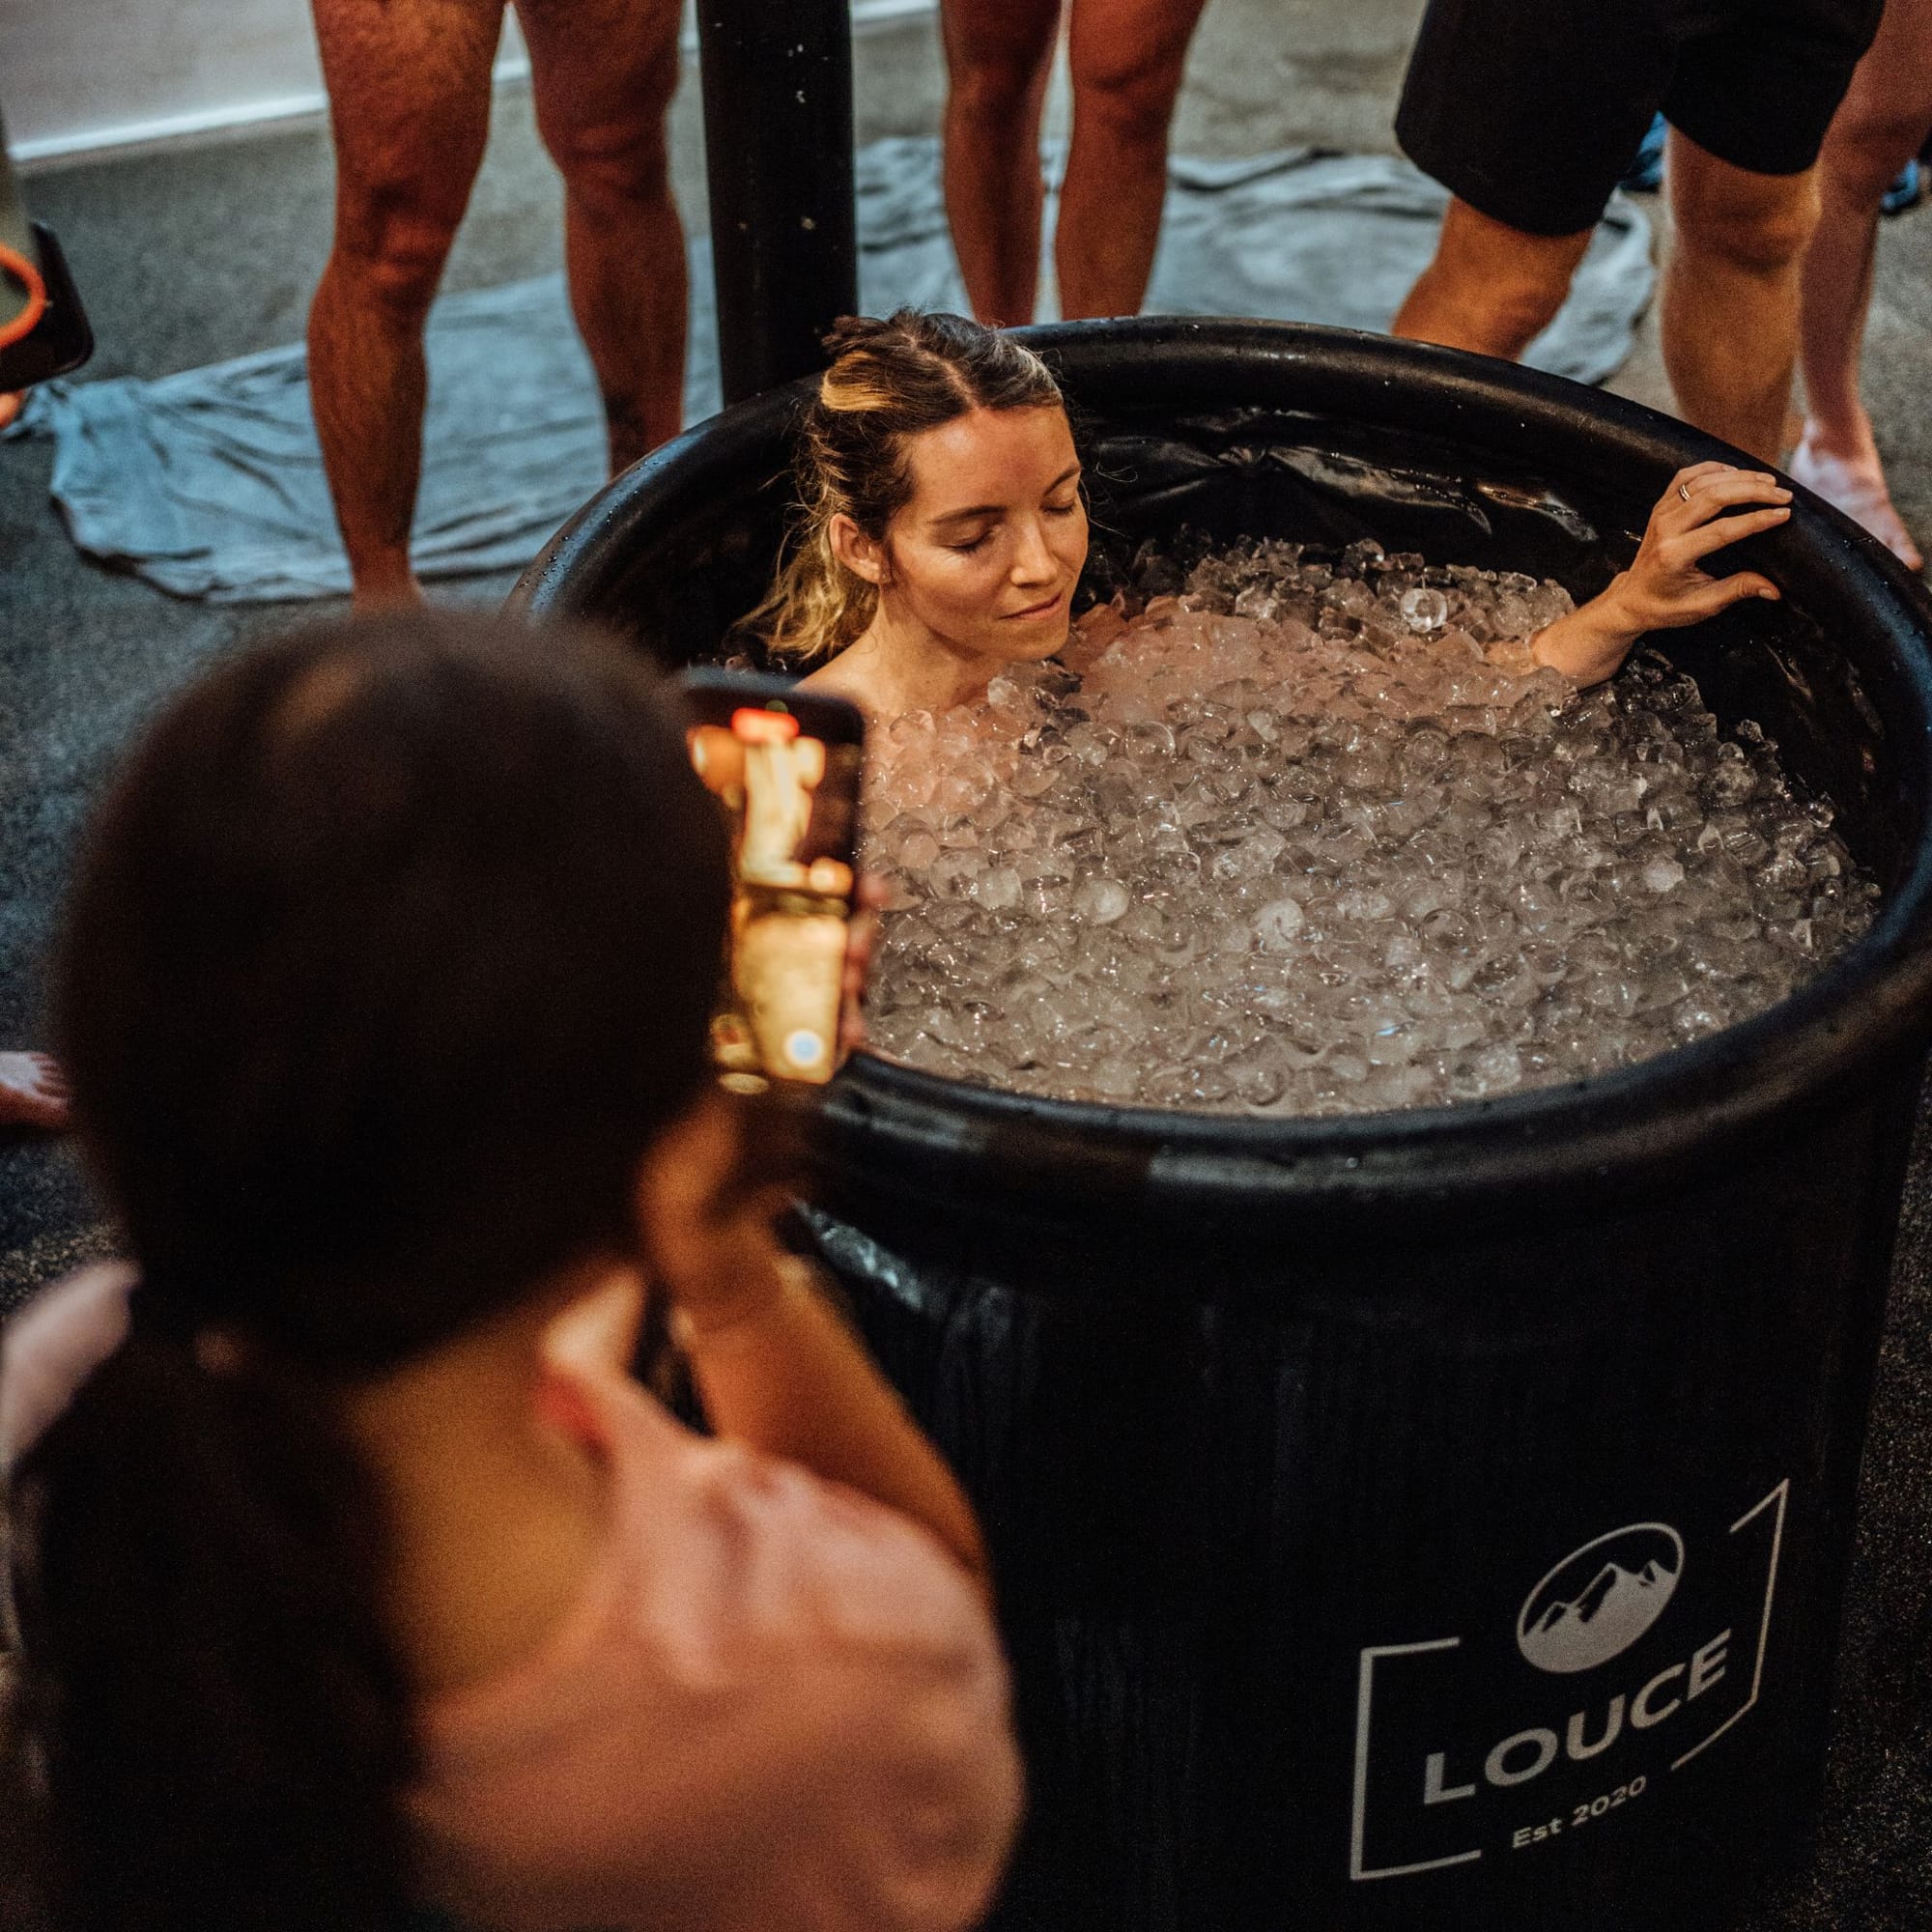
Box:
[11,140,1652,603]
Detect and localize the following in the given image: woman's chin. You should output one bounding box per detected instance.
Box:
[997,620,1071,666]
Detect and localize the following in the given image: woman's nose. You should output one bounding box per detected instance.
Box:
[1011,516,1056,582]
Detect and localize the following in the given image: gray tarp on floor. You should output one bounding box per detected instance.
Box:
[11,140,1653,602]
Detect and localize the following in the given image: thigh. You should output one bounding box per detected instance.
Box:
[1664,0,1887,176]
[1433,194,1596,283]
[940,0,1064,87]
[309,0,503,216]
[1065,0,1211,94]
[1832,0,1932,144]
[516,0,683,165]
[1395,0,1673,238]
[1665,123,1821,238]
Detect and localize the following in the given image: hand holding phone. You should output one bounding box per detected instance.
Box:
[677,668,866,1089]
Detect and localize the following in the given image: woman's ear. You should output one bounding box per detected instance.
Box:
[829,513,888,587]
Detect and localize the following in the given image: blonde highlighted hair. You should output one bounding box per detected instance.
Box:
[745,310,1065,665]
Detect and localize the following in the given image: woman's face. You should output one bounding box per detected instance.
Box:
[858,405,1090,668]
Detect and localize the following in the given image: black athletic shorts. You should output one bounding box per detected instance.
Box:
[1396,0,1886,237]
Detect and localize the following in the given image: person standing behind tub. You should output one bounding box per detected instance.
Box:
[1791,0,1932,568]
[1390,0,1885,464]
[939,0,1215,324]
[306,0,690,607]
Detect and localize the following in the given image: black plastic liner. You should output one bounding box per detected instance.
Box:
[514,321,1932,1930]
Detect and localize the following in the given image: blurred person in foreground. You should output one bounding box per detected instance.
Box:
[1390,0,1884,464]
[0,611,1019,1932]
[307,0,689,608]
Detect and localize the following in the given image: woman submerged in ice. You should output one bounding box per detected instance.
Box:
[745,308,1793,720]
[729,311,1856,1118]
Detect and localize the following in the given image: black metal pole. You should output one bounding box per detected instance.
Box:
[696,0,860,407]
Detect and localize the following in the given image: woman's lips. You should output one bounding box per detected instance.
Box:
[1003,589,1065,620]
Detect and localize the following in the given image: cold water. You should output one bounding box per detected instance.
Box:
[862,541,1878,1114]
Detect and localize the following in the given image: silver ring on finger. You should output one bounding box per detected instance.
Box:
[1678,481,1692,502]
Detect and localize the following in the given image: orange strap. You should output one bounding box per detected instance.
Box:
[0,241,49,352]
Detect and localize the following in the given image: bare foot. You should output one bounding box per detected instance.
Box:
[1789,425,1924,572]
[0,1052,71,1133]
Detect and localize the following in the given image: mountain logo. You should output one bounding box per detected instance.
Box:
[1516,1523,1685,1675]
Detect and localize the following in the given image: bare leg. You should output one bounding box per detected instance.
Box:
[1662,130,1820,463]
[1058,0,1210,318]
[1793,0,1932,567]
[519,0,686,472]
[1392,196,1592,359]
[0,1053,70,1133]
[940,0,1063,326]
[307,0,502,608]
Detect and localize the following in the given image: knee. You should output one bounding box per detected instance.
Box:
[1069,48,1187,152]
[550,112,673,215]
[950,46,1051,126]
[329,178,467,318]
[1416,234,1574,354]
[1823,115,1929,205]
[1465,270,1569,354]
[1677,177,1820,275]
[541,43,678,211]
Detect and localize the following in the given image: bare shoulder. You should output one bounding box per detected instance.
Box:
[799,650,877,716]
[797,650,849,692]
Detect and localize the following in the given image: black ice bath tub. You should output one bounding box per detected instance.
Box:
[512,321,1932,1931]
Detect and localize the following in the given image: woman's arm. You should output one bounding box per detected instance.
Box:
[1528,463,1792,687]
[635,1093,991,1597]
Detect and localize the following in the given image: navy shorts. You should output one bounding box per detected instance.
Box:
[1396,0,1886,237]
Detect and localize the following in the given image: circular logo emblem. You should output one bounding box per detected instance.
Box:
[1517,1523,1685,1675]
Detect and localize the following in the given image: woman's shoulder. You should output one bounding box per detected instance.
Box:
[412,1360,1018,1924]
[408,1350,1005,1751]
[575,1359,993,1666]
[796,647,871,712]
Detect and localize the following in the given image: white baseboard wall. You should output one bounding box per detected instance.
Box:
[10,0,937,171]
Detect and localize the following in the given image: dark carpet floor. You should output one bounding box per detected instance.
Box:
[2,7,1928,1921]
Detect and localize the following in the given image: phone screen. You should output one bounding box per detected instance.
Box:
[679,669,866,1090]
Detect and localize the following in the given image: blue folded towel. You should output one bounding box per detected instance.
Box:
[11,141,1653,602]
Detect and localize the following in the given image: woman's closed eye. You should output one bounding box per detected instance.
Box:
[948,526,996,554]
[1045,496,1080,519]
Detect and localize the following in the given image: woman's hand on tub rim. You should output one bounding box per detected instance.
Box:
[1529,464,1790,687]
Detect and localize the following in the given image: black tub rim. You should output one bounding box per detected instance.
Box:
[512,317,1932,1224]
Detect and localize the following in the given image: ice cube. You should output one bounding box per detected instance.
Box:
[1072,876,1131,924]
[1400,586,1450,633]
[866,533,1876,1122]
[976,867,1023,911]
[1254,898,1305,950]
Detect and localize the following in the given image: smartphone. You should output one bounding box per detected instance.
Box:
[677,668,866,1090]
